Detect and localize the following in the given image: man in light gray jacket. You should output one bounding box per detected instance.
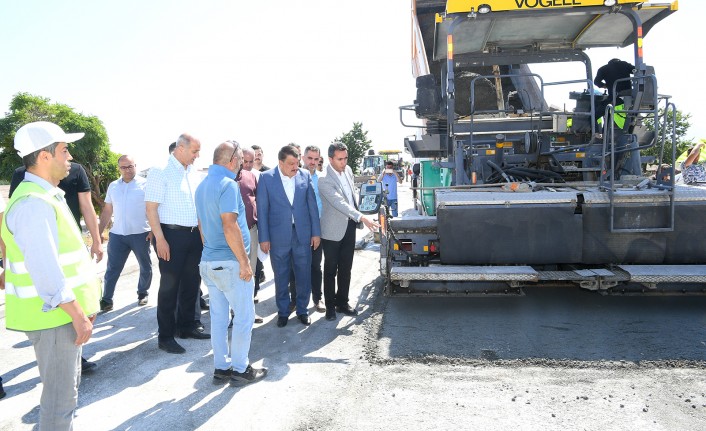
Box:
[318,142,379,321]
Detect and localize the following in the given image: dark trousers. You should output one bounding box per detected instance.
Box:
[102,231,152,302]
[322,219,356,309]
[155,227,203,338]
[311,243,323,302]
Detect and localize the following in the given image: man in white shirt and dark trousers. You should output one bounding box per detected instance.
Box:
[146,134,209,354]
[98,154,152,310]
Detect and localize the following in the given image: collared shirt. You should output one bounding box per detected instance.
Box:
[105,175,150,236]
[335,169,355,207]
[311,171,322,216]
[195,164,250,261]
[278,168,296,205]
[379,172,399,201]
[144,155,201,226]
[236,169,258,229]
[6,172,76,311]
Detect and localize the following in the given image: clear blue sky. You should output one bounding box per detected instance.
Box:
[1,1,700,169]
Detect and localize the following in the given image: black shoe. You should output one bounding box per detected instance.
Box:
[137,293,148,306]
[213,367,232,384]
[81,357,97,372]
[298,314,311,325]
[335,304,358,316]
[100,300,113,312]
[0,381,6,399]
[200,297,209,310]
[178,329,211,340]
[254,314,264,324]
[276,316,288,328]
[230,365,267,386]
[325,309,337,321]
[158,338,186,354]
[195,321,205,332]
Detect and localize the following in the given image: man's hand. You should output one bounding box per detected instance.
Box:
[90,241,104,263]
[155,236,171,261]
[146,231,154,243]
[361,215,380,231]
[239,259,253,282]
[0,271,4,290]
[71,314,93,346]
[311,236,321,250]
[260,241,271,254]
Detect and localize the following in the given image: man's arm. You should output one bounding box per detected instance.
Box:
[78,191,103,263]
[146,201,169,261]
[256,174,271,253]
[222,212,253,281]
[98,202,113,240]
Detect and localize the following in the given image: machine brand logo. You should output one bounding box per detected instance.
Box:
[514,0,583,8]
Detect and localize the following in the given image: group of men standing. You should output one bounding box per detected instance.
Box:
[1,120,379,430]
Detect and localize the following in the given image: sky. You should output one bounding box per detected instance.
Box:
[1,1,701,170]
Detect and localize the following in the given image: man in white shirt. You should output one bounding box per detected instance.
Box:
[98,155,153,310]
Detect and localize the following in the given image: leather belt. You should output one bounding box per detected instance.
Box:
[162,224,197,232]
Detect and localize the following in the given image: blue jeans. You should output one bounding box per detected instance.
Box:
[388,199,398,217]
[199,260,255,373]
[103,232,153,303]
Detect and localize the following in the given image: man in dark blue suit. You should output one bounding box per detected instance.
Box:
[257,145,321,327]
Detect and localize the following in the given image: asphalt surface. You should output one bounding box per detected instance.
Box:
[1,182,706,430]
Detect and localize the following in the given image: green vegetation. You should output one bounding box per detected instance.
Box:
[0,93,119,208]
[333,122,372,174]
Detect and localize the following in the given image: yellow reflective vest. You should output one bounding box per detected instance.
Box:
[1,181,101,331]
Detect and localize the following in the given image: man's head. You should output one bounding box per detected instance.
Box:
[252,144,264,169]
[173,133,201,167]
[318,158,323,172]
[213,140,242,175]
[327,142,348,174]
[168,142,176,154]
[14,121,82,184]
[385,161,394,169]
[118,155,137,182]
[242,147,255,171]
[289,143,302,167]
[278,145,300,178]
[303,145,320,174]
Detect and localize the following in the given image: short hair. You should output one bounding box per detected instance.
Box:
[23,142,61,169]
[118,154,133,164]
[328,142,347,158]
[288,142,300,150]
[278,144,300,161]
[242,147,255,158]
[304,145,320,155]
[168,142,176,154]
[385,160,394,167]
[176,134,197,149]
[214,140,241,165]
[251,145,263,152]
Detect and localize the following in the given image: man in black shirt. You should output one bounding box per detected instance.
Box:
[594,58,634,124]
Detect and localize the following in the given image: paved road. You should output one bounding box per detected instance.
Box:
[1,180,705,430]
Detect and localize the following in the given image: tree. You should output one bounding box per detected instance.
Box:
[333,122,372,174]
[0,93,119,209]
[641,108,693,166]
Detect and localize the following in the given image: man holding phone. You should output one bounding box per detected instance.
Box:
[378,161,402,217]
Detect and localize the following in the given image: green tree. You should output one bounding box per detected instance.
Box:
[0,93,119,209]
[333,122,372,174]
[641,108,693,166]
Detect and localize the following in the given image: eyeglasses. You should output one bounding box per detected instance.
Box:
[119,165,136,170]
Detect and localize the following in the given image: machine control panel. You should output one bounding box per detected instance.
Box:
[358,181,383,214]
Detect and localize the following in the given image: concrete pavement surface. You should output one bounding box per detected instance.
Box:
[1,182,705,430]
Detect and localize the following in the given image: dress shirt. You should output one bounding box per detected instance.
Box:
[105,175,150,236]
[278,168,296,205]
[6,172,77,311]
[144,155,201,226]
[335,169,355,207]
[311,171,322,217]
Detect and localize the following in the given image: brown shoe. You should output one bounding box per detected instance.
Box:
[254,314,264,324]
[314,300,326,313]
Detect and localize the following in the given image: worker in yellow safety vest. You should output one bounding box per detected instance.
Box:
[1,121,100,431]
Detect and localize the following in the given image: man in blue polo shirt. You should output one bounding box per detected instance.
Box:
[195,140,267,385]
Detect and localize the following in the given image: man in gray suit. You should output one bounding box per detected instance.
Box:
[318,142,379,321]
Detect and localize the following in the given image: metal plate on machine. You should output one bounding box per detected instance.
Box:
[390,265,538,282]
[435,190,578,206]
[582,186,706,204]
[618,265,706,283]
